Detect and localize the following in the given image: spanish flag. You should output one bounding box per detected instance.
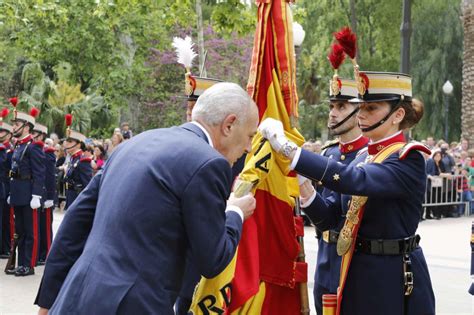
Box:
[190,1,305,314]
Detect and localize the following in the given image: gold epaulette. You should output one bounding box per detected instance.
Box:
[321,139,339,151]
[399,141,432,160]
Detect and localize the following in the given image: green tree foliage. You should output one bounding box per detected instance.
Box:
[11,61,114,138]
[0,0,256,136]
[411,0,463,141]
[294,0,401,139]
[0,1,463,142]
[294,0,462,141]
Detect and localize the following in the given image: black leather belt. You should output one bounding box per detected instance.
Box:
[322,230,339,243]
[65,182,83,193]
[9,172,31,180]
[355,235,420,255]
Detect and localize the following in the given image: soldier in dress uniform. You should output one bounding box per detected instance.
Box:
[260,69,435,314]
[304,42,368,313]
[5,106,45,276]
[63,114,92,210]
[32,123,56,265]
[0,108,13,259]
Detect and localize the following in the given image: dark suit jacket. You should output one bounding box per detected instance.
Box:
[35,123,243,315]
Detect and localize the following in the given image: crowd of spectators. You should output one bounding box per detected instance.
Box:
[50,122,132,210]
[302,136,474,220]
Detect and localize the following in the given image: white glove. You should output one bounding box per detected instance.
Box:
[258,118,288,152]
[6,195,10,205]
[44,199,54,209]
[30,195,41,209]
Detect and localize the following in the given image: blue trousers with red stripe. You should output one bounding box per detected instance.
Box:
[0,198,9,254]
[39,207,53,261]
[14,205,39,268]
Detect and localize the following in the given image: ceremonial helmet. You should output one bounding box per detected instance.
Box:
[9,97,40,128]
[172,36,222,121]
[327,36,359,131]
[0,108,13,133]
[65,114,86,143]
[333,27,415,132]
[33,123,48,136]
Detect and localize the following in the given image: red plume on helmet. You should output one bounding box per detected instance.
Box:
[65,114,73,137]
[334,26,367,96]
[30,107,40,118]
[0,108,10,120]
[334,27,357,60]
[65,114,73,127]
[328,43,346,97]
[8,97,18,107]
[328,43,345,70]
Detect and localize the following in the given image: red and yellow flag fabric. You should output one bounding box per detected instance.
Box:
[190,1,305,314]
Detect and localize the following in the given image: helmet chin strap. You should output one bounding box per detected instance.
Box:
[329,107,359,130]
[0,133,9,143]
[33,133,42,141]
[13,122,27,137]
[360,101,402,133]
[64,142,79,151]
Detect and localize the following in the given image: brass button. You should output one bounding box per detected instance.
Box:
[340,155,346,161]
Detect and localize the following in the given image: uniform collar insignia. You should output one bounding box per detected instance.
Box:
[71,150,83,159]
[17,134,32,145]
[368,131,405,155]
[339,135,369,154]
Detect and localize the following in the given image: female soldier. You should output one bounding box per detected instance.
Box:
[259,71,435,314]
[63,114,92,210]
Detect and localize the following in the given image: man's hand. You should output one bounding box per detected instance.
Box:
[227,193,256,220]
[298,175,315,199]
[38,307,48,315]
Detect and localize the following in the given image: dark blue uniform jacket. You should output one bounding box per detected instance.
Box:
[296,134,435,315]
[10,135,45,206]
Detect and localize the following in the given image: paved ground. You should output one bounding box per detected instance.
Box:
[0,211,472,314]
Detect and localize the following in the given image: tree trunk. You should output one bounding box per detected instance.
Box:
[196,0,207,77]
[462,0,474,144]
[117,33,139,129]
[400,0,411,74]
[350,0,359,61]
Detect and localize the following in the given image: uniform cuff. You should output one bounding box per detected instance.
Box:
[226,205,244,222]
[300,190,317,208]
[290,147,302,170]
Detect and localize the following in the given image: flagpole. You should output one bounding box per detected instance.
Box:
[294,197,310,315]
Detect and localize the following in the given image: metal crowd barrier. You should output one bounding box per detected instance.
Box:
[422,174,472,216]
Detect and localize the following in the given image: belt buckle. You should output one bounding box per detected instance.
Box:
[322,231,329,243]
